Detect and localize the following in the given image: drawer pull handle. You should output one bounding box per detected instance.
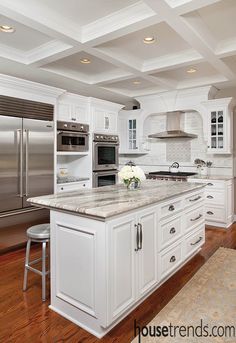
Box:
[168,205,175,211]
[190,236,203,246]
[170,227,176,234]
[134,224,140,252]
[189,196,201,202]
[207,195,213,199]
[190,214,202,221]
[207,183,213,186]
[170,255,176,263]
[207,211,214,215]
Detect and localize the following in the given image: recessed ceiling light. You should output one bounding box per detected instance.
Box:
[143,37,155,44]
[80,58,91,64]
[187,67,197,74]
[133,80,141,85]
[0,25,15,33]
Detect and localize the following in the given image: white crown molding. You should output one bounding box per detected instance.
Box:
[0,43,26,64]
[88,97,123,110]
[0,73,65,103]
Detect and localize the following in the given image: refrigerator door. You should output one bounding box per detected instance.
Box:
[22,119,54,208]
[0,116,23,213]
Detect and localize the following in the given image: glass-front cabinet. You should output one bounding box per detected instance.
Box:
[203,98,235,154]
[128,119,137,150]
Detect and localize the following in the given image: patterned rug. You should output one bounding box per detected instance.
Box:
[132,248,236,342]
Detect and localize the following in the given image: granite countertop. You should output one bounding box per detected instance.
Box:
[188,175,233,181]
[28,180,205,220]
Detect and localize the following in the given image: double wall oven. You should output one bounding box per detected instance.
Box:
[93,134,119,187]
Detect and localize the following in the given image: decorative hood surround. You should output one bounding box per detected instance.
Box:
[136,86,218,141]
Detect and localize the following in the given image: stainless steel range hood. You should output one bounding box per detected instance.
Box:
[148,111,197,139]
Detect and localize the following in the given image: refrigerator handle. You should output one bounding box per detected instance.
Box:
[25,129,29,196]
[17,129,24,198]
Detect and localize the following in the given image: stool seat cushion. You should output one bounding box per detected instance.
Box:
[27,223,50,240]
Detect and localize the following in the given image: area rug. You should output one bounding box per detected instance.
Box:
[132,248,236,343]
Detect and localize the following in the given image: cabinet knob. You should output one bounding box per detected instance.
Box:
[71,117,76,121]
[83,184,85,187]
[61,187,64,190]
[168,205,175,211]
[169,227,176,234]
[170,255,176,263]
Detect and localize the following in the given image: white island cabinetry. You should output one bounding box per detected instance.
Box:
[29,181,205,338]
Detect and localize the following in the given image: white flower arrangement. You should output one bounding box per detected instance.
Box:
[118,165,146,188]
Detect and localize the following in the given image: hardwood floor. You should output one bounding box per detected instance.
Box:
[0,225,235,343]
[0,219,48,255]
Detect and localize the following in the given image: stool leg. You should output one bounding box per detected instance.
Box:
[42,241,47,301]
[23,239,31,291]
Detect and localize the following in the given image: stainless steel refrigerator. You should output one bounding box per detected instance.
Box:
[0,115,54,214]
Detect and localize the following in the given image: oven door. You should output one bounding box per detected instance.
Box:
[93,142,119,171]
[57,131,89,152]
[93,170,118,188]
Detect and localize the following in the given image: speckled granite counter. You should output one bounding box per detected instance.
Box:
[28,180,205,220]
[189,175,233,181]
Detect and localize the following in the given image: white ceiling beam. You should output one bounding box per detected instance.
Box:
[174,0,222,15]
[144,0,236,81]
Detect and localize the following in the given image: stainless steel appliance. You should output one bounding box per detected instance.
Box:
[57,121,89,152]
[93,170,118,188]
[0,115,54,213]
[147,171,197,181]
[93,133,119,171]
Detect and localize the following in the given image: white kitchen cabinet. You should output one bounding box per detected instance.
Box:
[56,180,90,193]
[118,109,148,154]
[49,187,205,338]
[57,93,89,124]
[92,107,118,133]
[202,98,235,154]
[189,177,234,228]
[108,205,158,322]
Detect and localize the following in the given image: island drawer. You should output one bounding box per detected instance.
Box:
[160,199,182,219]
[185,191,204,208]
[159,241,183,280]
[184,225,205,259]
[185,205,205,233]
[205,206,225,223]
[205,189,224,205]
[159,215,182,251]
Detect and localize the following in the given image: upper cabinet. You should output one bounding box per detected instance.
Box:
[57,93,89,124]
[118,109,148,154]
[90,99,123,134]
[202,98,235,154]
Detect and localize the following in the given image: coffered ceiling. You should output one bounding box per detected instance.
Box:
[0,0,236,104]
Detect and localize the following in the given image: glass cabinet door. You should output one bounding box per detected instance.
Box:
[210,110,224,150]
[128,119,137,150]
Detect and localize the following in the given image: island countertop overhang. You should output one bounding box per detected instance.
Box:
[28,180,206,221]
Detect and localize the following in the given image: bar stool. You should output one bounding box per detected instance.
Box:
[23,223,50,301]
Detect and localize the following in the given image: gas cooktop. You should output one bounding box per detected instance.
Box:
[148,171,197,177]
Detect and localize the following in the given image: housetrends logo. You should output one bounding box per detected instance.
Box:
[134,319,236,342]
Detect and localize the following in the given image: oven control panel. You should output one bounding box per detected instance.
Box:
[93,133,119,143]
[57,121,89,133]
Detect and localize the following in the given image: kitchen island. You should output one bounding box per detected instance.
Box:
[29,180,206,338]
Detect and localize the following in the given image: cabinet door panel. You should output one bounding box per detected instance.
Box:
[74,104,88,124]
[138,207,158,297]
[108,216,136,323]
[58,103,71,121]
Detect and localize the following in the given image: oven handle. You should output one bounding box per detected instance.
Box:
[57,130,89,136]
[93,141,119,146]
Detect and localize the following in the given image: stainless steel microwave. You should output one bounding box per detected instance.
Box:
[57,121,89,152]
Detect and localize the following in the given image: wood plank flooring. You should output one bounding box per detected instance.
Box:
[0,225,236,343]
